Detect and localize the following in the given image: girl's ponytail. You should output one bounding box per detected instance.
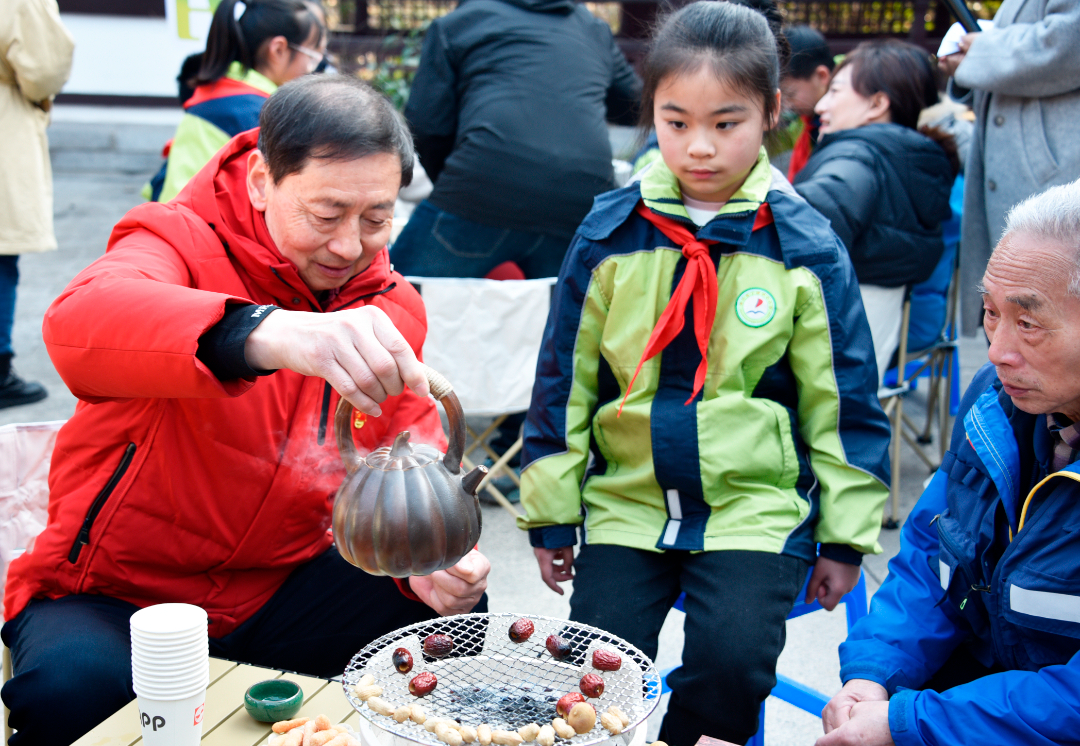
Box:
[194,0,324,86]
[197,0,250,85]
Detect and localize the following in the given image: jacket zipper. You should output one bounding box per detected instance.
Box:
[68,443,137,563]
[335,282,397,311]
[935,514,990,610]
[317,381,332,445]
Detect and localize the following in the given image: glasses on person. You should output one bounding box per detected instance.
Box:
[289,43,325,72]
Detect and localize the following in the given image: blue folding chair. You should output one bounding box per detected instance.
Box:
[878,175,965,527]
[659,570,868,746]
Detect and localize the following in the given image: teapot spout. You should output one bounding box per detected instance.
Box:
[461,465,488,496]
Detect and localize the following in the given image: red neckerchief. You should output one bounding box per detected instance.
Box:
[618,201,775,416]
[787,115,813,181]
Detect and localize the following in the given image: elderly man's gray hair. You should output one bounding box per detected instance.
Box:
[1000,179,1080,295]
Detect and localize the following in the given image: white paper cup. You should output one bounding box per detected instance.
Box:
[130,604,208,637]
[136,689,206,746]
[133,677,208,708]
[132,647,209,666]
[131,638,206,653]
[131,640,208,655]
[132,647,208,667]
[130,603,210,702]
[133,669,208,690]
[133,682,209,701]
[133,666,209,688]
[132,658,208,675]
[132,660,208,677]
[131,644,207,660]
[134,675,210,701]
[130,626,204,639]
[131,638,205,653]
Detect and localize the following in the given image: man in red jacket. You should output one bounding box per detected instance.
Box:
[0,76,491,746]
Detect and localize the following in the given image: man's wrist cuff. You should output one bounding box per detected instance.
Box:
[529,525,579,549]
[888,688,919,743]
[196,304,280,380]
[840,663,891,691]
[820,543,864,565]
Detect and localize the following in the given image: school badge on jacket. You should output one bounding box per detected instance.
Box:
[735,288,776,327]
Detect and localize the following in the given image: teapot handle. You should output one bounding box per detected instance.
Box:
[334,365,466,476]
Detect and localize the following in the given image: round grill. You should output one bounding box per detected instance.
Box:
[343,612,662,746]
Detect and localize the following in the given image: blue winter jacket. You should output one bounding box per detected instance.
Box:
[839,362,1080,746]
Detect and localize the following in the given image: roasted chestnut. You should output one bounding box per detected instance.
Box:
[545,635,572,660]
[579,673,604,698]
[591,649,622,671]
[393,647,414,673]
[410,672,438,696]
[556,692,585,718]
[509,618,535,643]
[424,633,454,658]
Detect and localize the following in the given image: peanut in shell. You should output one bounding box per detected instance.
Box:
[600,713,622,735]
[440,728,464,746]
[491,729,525,745]
[551,719,576,739]
[354,684,383,701]
[607,706,630,728]
[518,723,541,742]
[367,697,395,717]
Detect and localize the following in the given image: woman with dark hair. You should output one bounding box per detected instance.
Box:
[2,75,490,746]
[146,0,326,202]
[793,39,956,381]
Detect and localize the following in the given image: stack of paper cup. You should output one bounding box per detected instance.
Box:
[130,604,210,746]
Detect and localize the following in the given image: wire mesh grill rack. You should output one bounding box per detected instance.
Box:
[343,613,661,746]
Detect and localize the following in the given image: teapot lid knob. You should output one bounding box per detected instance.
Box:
[390,431,412,457]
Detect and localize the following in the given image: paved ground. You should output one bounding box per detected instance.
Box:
[4,160,991,745]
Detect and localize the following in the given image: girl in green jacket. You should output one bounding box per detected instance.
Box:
[519,3,891,744]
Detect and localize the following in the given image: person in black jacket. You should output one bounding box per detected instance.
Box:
[390,0,641,280]
[794,39,956,382]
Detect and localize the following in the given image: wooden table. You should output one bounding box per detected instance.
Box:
[75,658,362,746]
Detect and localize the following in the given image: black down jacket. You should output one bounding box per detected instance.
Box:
[403,0,641,240]
[793,123,953,287]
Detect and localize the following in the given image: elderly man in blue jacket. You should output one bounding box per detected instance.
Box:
[818,179,1080,746]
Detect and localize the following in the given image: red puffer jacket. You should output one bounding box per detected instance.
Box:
[4,130,445,637]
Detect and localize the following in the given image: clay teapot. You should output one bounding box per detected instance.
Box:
[332,366,486,577]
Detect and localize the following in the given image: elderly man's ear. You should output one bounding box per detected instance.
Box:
[247,150,270,211]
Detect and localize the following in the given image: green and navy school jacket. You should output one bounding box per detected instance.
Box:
[840,363,1080,746]
[146,62,275,203]
[518,153,891,565]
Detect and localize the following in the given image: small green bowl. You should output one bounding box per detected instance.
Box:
[244,679,304,723]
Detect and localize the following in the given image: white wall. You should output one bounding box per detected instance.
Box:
[60,1,214,98]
